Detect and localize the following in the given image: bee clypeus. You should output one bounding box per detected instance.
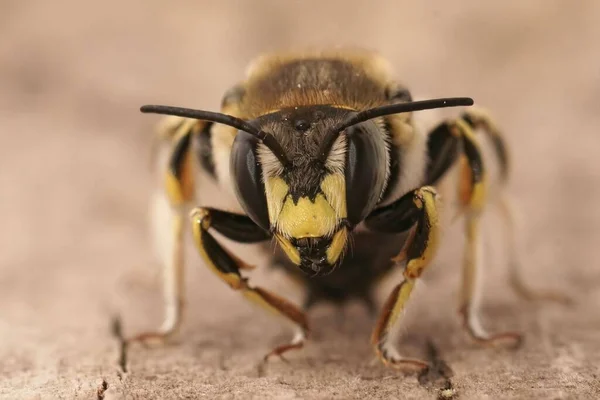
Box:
[127,50,564,373]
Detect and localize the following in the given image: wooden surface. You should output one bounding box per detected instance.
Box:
[1,1,599,398]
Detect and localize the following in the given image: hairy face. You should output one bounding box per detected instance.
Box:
[229,106,389,275]
[256,107,352,275]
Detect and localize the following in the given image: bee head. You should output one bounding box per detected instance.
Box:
[141,97,473,276]
[231,105,390,275]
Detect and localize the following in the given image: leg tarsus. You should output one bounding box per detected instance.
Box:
[372,280,430,374]
[126,195,186,347]
[262,330,306,362]
[459,305,523,349]
[460,214,523,349]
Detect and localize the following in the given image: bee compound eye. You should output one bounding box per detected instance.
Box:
[344,122,388,225]
[230,131,270,231]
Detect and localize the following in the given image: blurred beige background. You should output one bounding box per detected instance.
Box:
[1,1,599,399]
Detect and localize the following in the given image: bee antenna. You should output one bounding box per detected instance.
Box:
[318,97,474,161]
[140,105,290,166]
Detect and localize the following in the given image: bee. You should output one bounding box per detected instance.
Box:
[128,50,565,372]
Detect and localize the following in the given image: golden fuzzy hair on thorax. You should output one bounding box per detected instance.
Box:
[239,49,394,118]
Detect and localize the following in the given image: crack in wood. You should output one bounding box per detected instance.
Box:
[417,340,457,399]
[96,379,108,400]
[111,315,129,373]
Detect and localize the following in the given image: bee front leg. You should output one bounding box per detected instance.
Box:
[365,187,441,373]
[190,208,310,361]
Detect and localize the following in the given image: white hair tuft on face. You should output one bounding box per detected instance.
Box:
[257,143,285,178]
[325,134,347,175]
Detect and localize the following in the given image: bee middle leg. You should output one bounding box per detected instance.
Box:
[190,207,310,361]
[126,118,200,346]
[460,108,571,305]
[452,116,523,348]
[364,186,441,373]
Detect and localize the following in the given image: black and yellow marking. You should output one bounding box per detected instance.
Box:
[165,120,200,206]
[190,207,310,358]
[421,117,488,213]
[453,120,522,348]
[461,109,510,181]
[450,119,487,212]
[366,187,440,371]
[366,190,420,234]
[126,118,200,347]
[204,208,271,243]
[135,50,536,375]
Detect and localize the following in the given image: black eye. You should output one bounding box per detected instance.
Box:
[344,122,388,226]
[230,131,270,231]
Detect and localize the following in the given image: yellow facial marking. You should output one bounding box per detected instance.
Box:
[264,177,289,224]
[320,174,347,219]
[278,194,337,238]
[326,227,348,264]
[275,234,301,265]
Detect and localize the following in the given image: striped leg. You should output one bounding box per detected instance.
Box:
[190,208,309,361]
[453,116,522,348]
[462,108,570,312]
[127,118,200,345]
[365,187,441,372]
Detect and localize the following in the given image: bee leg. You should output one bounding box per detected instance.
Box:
[365,187,441,373]
[190,208,310,362]
[460,107,510,182]
[460,213,522,348]
[423,121,461,186]
[126,203,186,346]
[453,116,522,348]
[126,119,201,346]
[462,110,571,301]
[499,196,572,304]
